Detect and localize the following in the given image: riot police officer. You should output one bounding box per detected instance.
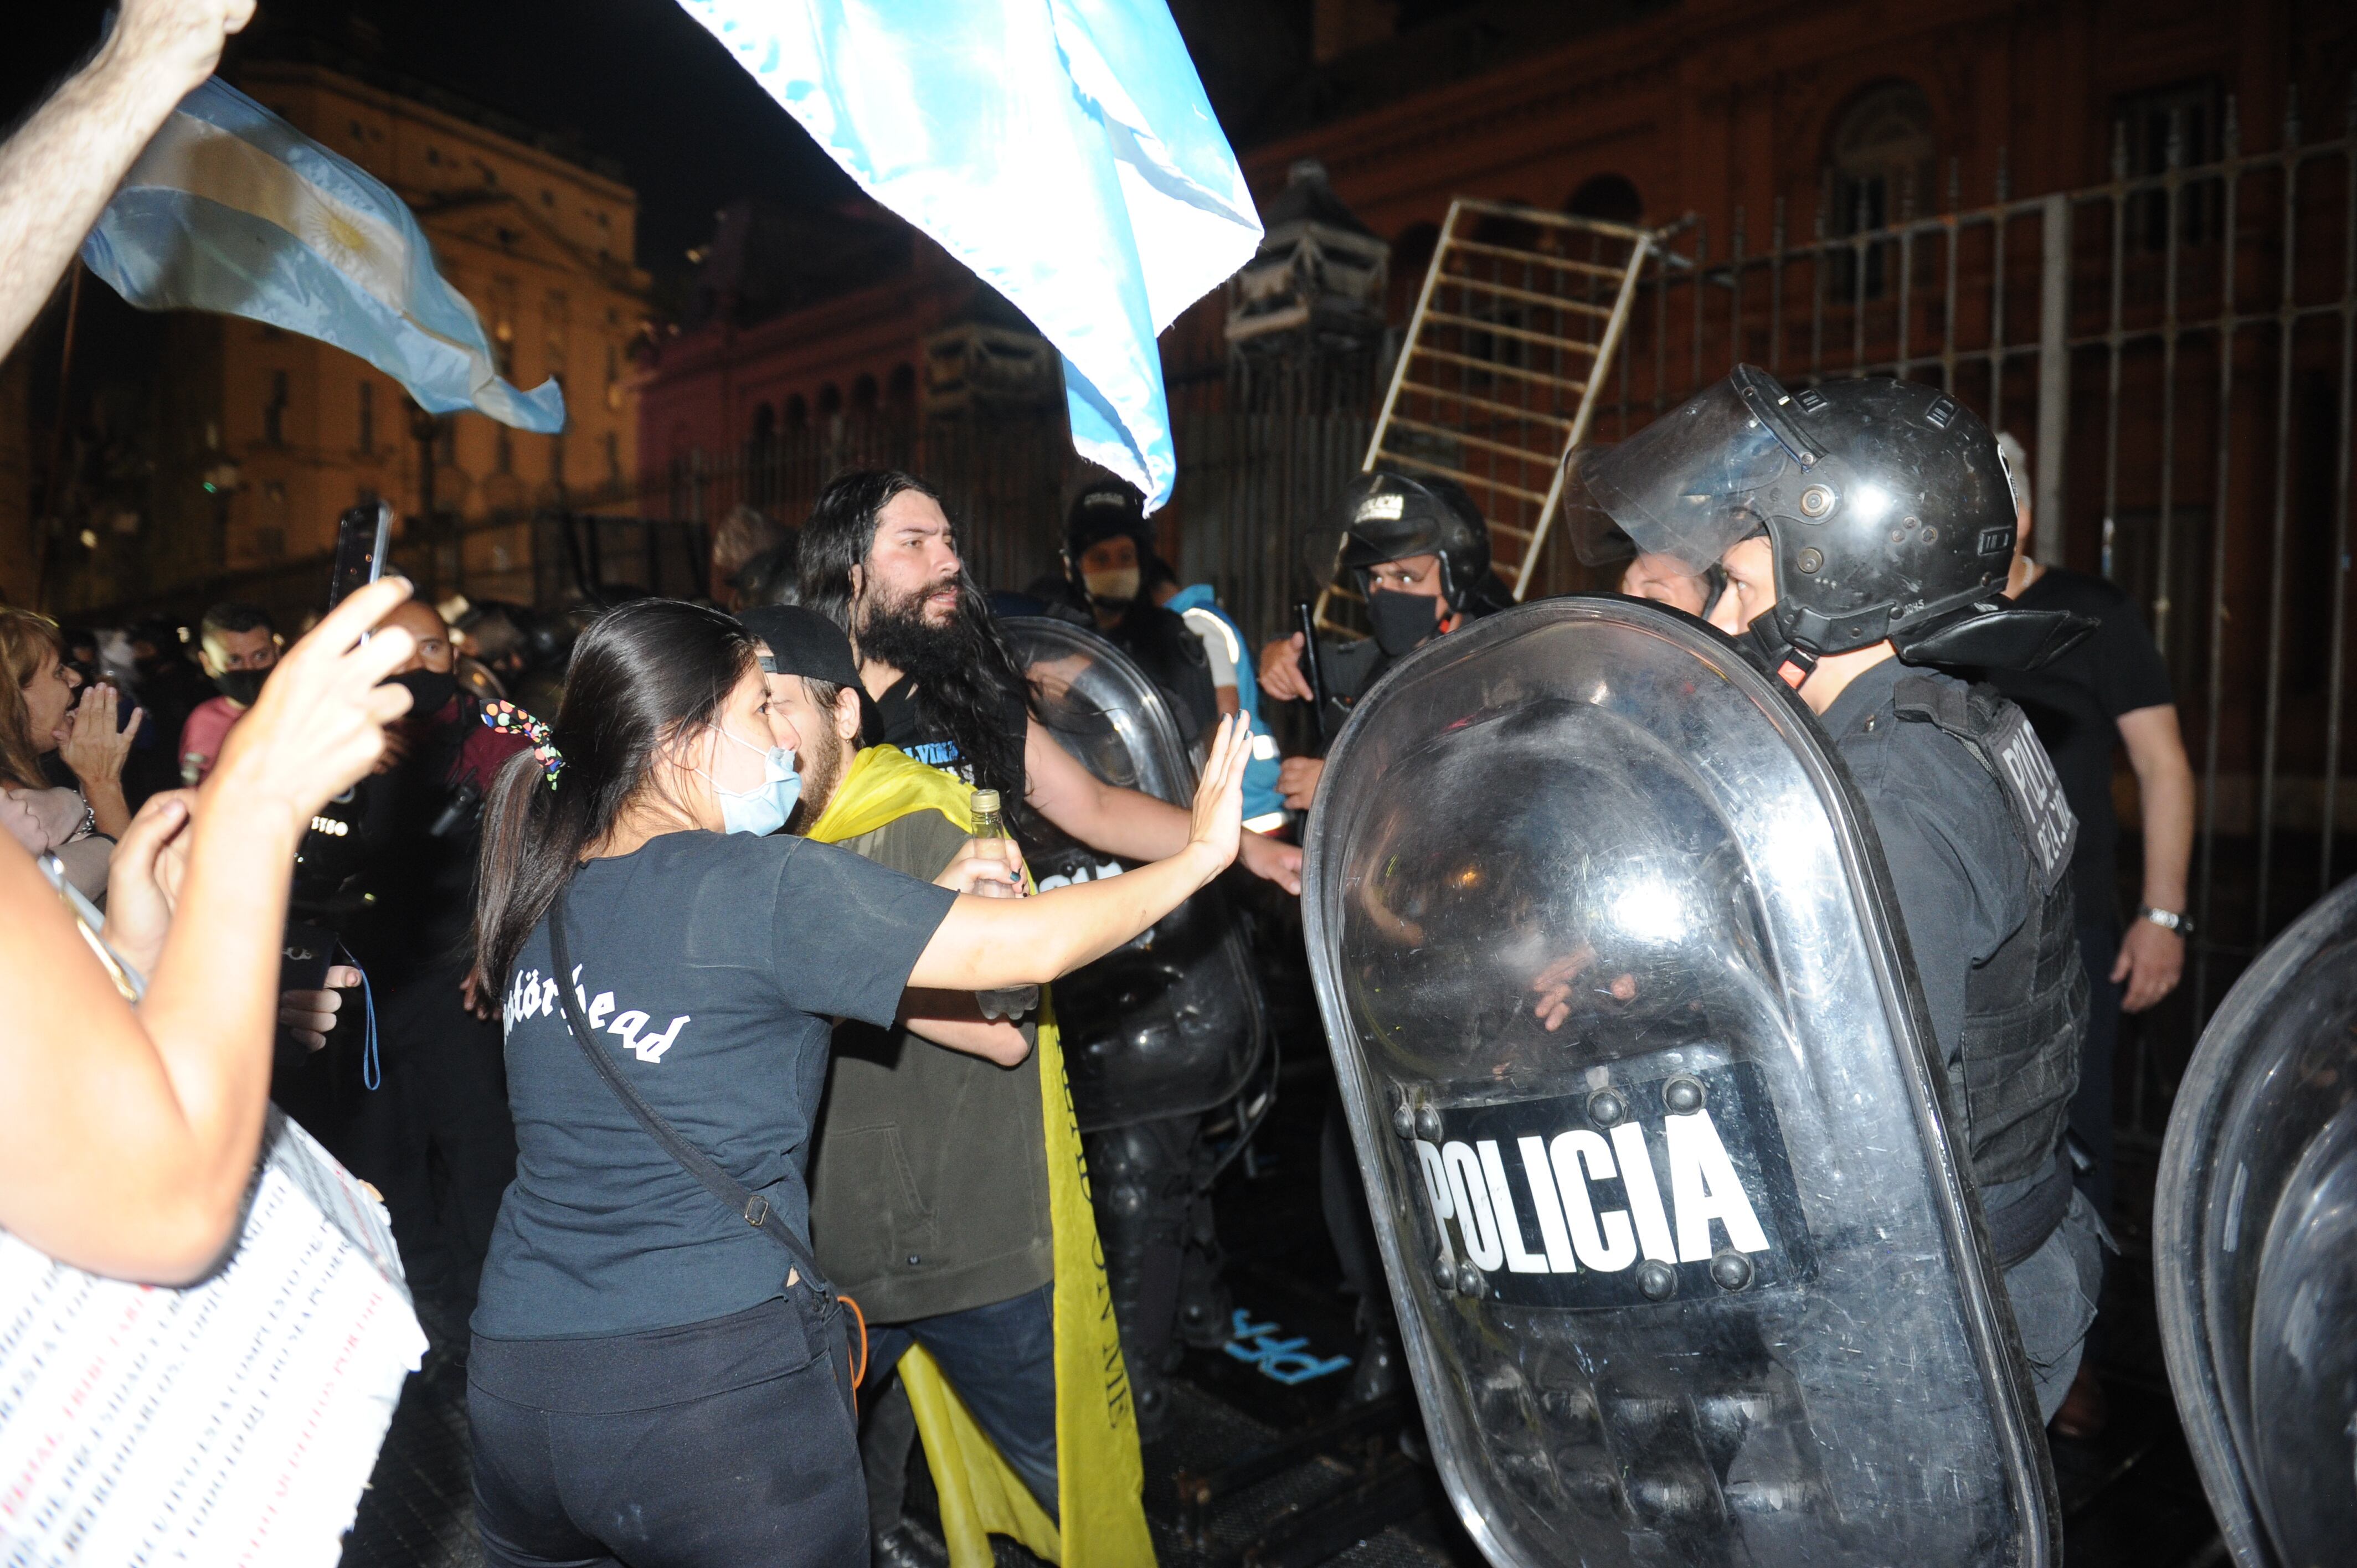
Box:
[1568,365,2103,1421]
[1258,470,1516,1402]
[1259,470,1512,809]
[1064,480,1221,742]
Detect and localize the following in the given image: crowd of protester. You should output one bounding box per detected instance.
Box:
[0,0,2206,1561]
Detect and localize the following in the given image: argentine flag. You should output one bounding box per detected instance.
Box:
[681,0,1260,509]
[81,78,564,434]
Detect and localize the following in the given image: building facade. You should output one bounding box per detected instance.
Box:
[27,56,650,616]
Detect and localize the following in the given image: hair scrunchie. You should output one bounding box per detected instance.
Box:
[483,699,563,788]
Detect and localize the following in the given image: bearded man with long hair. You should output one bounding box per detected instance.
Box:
[799,472,1299,1445]
[797,470,1301,893]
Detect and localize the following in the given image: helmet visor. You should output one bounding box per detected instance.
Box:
[1564,377,1804,571]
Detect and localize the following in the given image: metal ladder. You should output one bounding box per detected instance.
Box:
[1315,198,1661,633]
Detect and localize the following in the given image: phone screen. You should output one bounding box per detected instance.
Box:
[328,502,391,611]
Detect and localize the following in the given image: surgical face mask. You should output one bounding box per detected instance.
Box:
[212,667,268,707]
[1084,566,1141,605]
[702,724,801,837]
[1367,587,1444,658]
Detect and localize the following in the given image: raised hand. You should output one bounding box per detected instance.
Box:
[204,577,419,833]
[58,683,140,788]
[100,790,195,978]
[1187,714,1249,872]
[106,0,260,100]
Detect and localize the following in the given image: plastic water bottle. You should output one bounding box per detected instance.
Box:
[968,790,1038,1022]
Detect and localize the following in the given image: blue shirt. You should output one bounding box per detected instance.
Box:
[1163,584,1286,829]
[474,829,955,1339]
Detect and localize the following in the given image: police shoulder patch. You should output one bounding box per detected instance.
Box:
[1895,675,2078,894]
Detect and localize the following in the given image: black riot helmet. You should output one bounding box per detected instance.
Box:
[1064,479,1155,600]
[1566,365,2091,677]
[1338,470,1511,618]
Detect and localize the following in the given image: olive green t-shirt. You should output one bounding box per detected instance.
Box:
[805,805,1053,1322]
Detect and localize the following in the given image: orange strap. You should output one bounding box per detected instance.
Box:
[841,1292,869,1388]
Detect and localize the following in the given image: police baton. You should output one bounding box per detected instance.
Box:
[1293,600,1331,749]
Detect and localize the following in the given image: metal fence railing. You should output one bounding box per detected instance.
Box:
[1577,85,2357,1213]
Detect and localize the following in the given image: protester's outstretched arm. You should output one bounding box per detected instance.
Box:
[0,0,254,360]
[1023,711,1301,893]
[917,715,1248,989]
[0,581,414,1283]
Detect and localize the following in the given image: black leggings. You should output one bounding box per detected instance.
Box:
[470,1296,862,1568]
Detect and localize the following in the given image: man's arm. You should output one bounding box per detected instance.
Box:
[2114,703,2194,1012]
[0,0,256,361]
[897,990,1032,1067]
[1023,713,1301,892]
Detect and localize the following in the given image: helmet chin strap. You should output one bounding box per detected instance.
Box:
[1728,607,1819,691]
[1702,576,1818,689]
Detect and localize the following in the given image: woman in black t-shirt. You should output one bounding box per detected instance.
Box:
[464,599,1250,1568]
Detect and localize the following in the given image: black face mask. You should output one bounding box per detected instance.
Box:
[392,669,459,715]
[213,667,268,707]
[1367,588,1445,658]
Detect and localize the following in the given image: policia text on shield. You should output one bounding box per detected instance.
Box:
[1306,368,2103,1568]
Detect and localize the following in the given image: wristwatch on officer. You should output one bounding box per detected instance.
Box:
[2137,905,2193,937]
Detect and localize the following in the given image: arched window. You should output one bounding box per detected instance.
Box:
[1566,175,1643,225]
[887,362,917,412]
[784,393,809,431]
[851,373,878,412]
[1825,81,1936,300]
[751,402,775,441]
[817,383,842,418]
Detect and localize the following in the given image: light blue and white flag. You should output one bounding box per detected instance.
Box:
[81,79,564,433]
[681,0,1259,509]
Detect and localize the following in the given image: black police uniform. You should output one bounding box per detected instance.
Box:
[1094,599,1219,744]
[1821,656,2103,1418]
[337,692,527,1314]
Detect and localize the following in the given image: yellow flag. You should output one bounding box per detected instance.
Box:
[809,746,1155,1567]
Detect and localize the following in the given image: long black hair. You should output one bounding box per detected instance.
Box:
[797,470,1033,807]
[471,599,755,993]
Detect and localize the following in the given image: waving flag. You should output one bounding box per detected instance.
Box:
[681,0,1259,509]
[81,78,564,433]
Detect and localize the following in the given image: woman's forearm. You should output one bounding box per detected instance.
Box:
[911,842,1222,990]
[134,806,301,1232]
[85,778,131,840]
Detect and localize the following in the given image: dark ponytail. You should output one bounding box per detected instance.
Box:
[471,599,754,996]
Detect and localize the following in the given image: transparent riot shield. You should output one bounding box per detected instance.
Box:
[1301,596,2056,1568]
[2155,876,2357,1568]
[1002,617,1268,1132]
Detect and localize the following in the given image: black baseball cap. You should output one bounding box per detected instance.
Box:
[738,605,879,744]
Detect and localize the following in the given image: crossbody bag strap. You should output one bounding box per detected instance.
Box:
[547,886,831,1300]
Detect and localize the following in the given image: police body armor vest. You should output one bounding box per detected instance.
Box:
[1893,677,2088,1197]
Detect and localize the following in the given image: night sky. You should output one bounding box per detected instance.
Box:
[2,0,858,283]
